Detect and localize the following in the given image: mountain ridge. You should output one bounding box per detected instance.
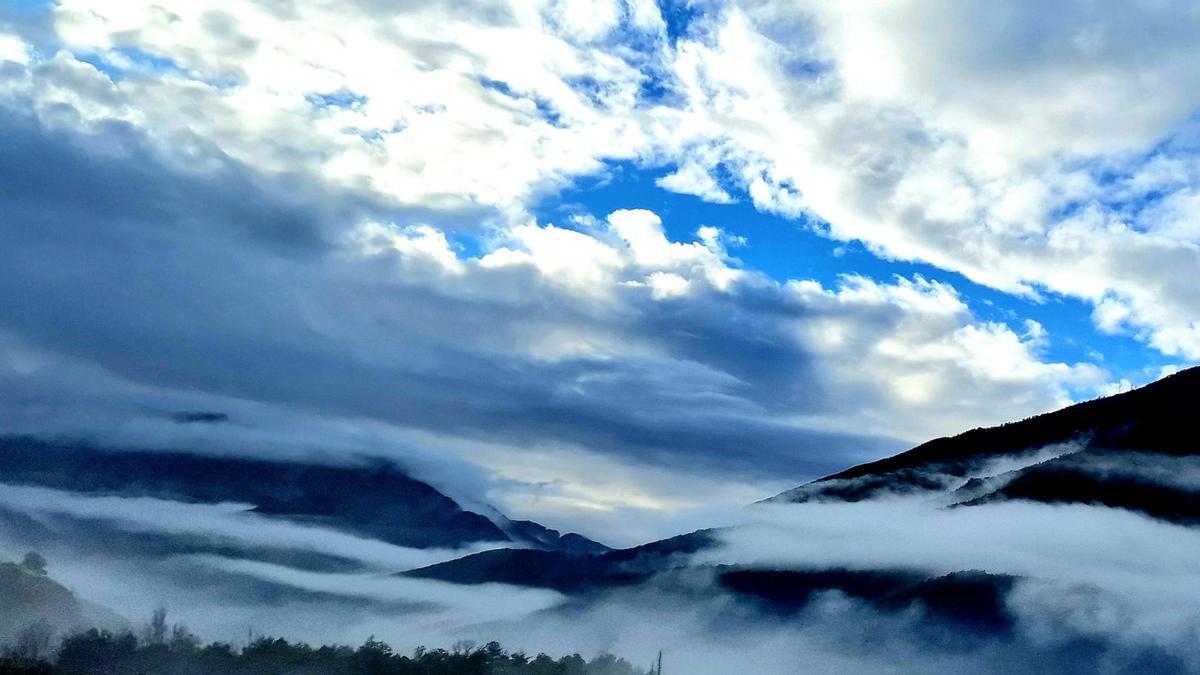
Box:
[0,435,604,553]
[401,366,1200,621]
[769,366,1200,504]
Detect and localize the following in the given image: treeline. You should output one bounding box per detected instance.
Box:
[2,626,651,675]
[0,553,654,674]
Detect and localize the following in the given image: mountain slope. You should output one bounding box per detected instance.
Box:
[401,530,715,592]
[403,536,1021,633]
[770,366,1200,505]
[404,368,1200,623]
[0,435,603,552]
[0,558,88,646]
[504,520,611,556]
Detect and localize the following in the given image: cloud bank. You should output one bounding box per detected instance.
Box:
[0,0,1192,538]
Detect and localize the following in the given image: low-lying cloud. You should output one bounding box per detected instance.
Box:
[6,470,1200,673]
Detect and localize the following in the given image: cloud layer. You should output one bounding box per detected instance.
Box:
[1,0,1190,537]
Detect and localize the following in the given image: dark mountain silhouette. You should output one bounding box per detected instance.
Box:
[957,450,1200,524]
[504,520,611,556]
[405,549,638,593]
[770,366,1200,510]
[402,530,716,592]
[0,435,603,552]
[719,568,1017,634]
[405,540,1019,633]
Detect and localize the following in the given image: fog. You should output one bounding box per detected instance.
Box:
[465,493,1200,673]
[5,463,1200,673]
[0,496,560,648]
[0,483,507,572]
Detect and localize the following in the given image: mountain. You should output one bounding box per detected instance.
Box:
[399,367,1200,634]
[0,557,88,647]
[0,435,604,553]
[503,520,611,556]
[402,530,715,593]
[9,370,1198,642]
[718,568,1017,634]
[769,366,1200,520]
[403,535,1020,632]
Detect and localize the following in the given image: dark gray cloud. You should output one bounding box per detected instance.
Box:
[0,103,899,486]
[169,411,230,424]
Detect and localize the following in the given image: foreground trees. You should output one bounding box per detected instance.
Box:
[0,557,651,675]
[5,627,650,675]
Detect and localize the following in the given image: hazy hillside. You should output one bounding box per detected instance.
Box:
[0,436,602,553]
[770,366,1200,515]
[0,555,87,649]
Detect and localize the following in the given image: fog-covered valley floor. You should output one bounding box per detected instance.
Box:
[6,456,1200,674]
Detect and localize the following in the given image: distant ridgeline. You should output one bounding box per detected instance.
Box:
[0,435,607,554]
[0,553,87,650]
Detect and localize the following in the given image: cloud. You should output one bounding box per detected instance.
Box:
[0,87,1098,536]
[0,1,1117,539]
[649,1,1200,360]
[34,0,665,223]
[700,497,1200,646]
[656,161,733,203]
[10,0,1200,367]
[4,5,1200,670]
[8,478,1199,674]
[784,1,1200,158]
[0,33,28,63]
[0,481,562,648]
[0,483,503,572]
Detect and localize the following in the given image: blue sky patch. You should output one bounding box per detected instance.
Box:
[659,0,705,44]
[307,89,368,110]
[73,46,186,82]
[532,160,1170,385]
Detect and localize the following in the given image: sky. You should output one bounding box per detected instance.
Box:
[1,0,1199,544]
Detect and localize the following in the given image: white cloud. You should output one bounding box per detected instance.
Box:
[10,0,1200,364]
[656,161,733,203]
[37,0,663,223]
[0,33,29,64]
[356,223,465,275]
[0,0,1144,540]
[701,497,1200,649]
[785,1,1200,159]
[782,276,1103,438]
[654,1,1200,359]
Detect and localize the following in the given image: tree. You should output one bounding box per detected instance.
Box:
[56,629,138,674]
[170,623,200,651]
[143,606,168,646]
[19,552,46,576]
